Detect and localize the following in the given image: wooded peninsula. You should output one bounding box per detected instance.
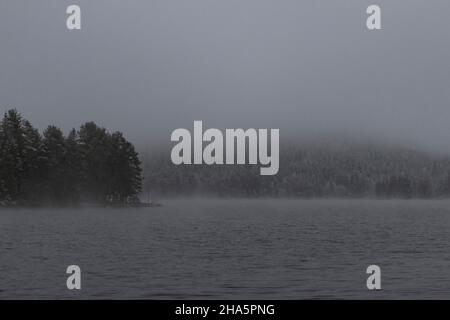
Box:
[0,109,142,207]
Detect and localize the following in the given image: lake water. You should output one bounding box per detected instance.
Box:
[1,199,450,299]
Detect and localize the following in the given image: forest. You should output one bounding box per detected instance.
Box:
[3,109,450,206]
[0,109,142,206]
[142,142,450,199]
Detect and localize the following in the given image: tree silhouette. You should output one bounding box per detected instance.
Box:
[0,110,142,206]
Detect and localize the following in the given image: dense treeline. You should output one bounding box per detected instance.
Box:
[0,109,142,206]
[3,109,450,204]
[142,143,450,199]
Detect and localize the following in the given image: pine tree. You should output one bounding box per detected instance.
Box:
[21,119,45,204]
[65,128,81,204]
[0,110,43,204]
[41,125,78,205]
[0,109,25,202]
[107,131,142,203]
[78,122,112,203]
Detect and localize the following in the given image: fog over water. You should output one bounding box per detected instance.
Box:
[1,1,449,152]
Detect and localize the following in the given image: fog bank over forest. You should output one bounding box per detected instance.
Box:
[138,131,450,160]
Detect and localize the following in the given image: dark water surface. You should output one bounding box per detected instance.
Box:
[1,199,450,299]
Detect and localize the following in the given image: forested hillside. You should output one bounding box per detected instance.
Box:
[142,143,450,198]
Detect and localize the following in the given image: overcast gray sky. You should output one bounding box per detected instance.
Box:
[0,1,449,151]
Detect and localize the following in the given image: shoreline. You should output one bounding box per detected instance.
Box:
[0,202,163,209]
[2,197,450,209]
